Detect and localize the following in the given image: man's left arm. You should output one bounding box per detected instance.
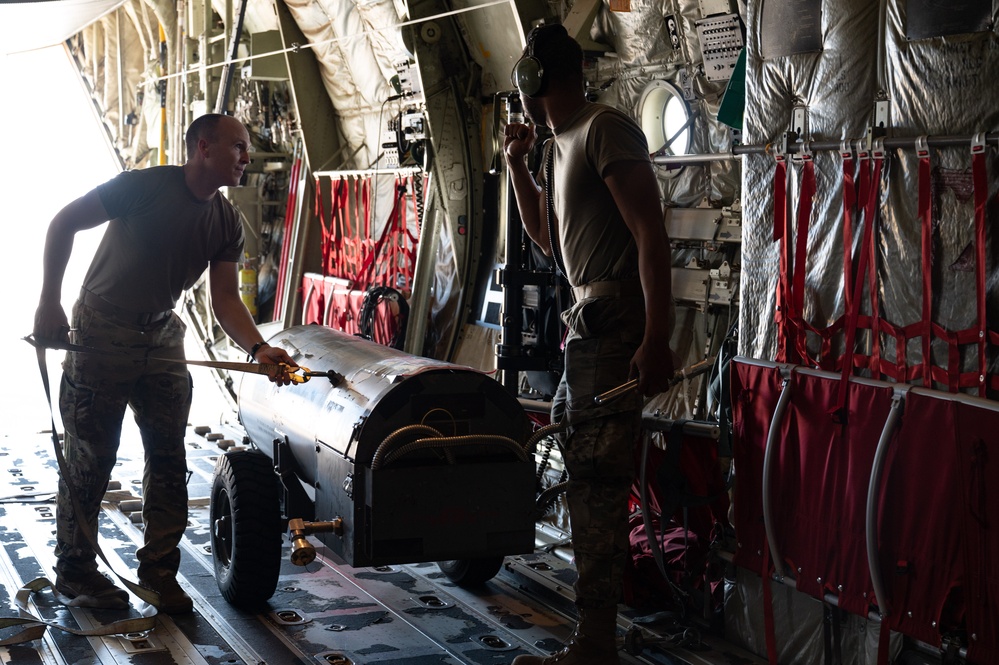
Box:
[605,160,676,396]
[208,260,298,385]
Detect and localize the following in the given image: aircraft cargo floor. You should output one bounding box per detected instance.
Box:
[0,396,764,665]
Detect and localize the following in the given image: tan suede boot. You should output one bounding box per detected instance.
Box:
[511,607,620,665]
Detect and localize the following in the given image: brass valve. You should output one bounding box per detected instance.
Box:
[288,517,344,566]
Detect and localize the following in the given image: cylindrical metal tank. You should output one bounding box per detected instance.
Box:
[238,325,532,479]
[235,324,537,569]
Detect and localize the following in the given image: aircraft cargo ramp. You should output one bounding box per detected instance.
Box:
[0,409,765,665]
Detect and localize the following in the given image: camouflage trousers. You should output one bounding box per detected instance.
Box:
[552,298,644,611]
[56,300,192,584]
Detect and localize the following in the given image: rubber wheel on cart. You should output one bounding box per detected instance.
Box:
[211,450,282,608]
[436,557,504,586]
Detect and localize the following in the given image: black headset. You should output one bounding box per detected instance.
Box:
[511,28,547,97]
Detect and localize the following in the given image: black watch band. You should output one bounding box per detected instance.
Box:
[250,341,267,360]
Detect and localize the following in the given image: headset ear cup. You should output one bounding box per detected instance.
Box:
[513,56,544,97]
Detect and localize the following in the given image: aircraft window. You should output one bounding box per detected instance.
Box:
[637,80,692,173]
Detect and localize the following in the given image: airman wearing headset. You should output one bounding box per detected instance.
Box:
[503,22,676,665]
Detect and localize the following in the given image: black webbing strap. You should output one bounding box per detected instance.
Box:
[0,339,163,643]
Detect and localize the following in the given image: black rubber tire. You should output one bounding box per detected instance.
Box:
[210,450,282,608]
[436,557,504,586]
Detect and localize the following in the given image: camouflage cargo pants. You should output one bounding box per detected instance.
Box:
[553,297,644,610]
[55,300,192,584]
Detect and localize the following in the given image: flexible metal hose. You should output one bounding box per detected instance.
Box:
[379,434,529,467]
[370,424,443,469]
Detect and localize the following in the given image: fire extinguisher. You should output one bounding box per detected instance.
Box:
[239,253,258,319]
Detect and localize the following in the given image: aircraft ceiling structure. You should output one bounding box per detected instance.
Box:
[0,0,127,56]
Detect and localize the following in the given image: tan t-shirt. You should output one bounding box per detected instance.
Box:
[84,166,244,312]
[545,102,653,289]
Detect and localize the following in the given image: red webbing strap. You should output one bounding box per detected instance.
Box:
[316,175,332,277]
[972,134,989,396]
[342,177,361,280]
[773,149,794,363]
[274,155,301,317]
[331,178,348,276]
[359,177,373,289]
[841,143,857,318]
[916,137,934,387]
[331,177,346,278]
[351,177,363,279]
[834,148,884,417]
[791,150,818,366]
[867,143,884,379]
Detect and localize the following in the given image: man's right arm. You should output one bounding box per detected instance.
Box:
[34,190,110,342]
[504,123,551,255]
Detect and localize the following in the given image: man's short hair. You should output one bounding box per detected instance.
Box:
[526,24,583,86]
[184,113,226,159]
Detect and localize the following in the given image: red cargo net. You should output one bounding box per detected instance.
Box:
[306,172,423,346]
[772,136,997,400]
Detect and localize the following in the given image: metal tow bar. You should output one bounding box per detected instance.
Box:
[23,335,344,386]
[593,355,717,405]
[182,359,343,385]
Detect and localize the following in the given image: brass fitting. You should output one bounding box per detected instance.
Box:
[288,517,344,566]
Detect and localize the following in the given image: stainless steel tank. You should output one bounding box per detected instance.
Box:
[235,324,537,569]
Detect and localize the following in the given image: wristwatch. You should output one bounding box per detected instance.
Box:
[250,341,267,360]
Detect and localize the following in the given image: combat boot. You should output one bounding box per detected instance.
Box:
[512,606,620,665]
[139,575,194,615]
[54,569,130,610]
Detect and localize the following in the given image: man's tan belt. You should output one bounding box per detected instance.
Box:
[571,279,643,301]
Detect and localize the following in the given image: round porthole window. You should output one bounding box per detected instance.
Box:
[637,80,692,173]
